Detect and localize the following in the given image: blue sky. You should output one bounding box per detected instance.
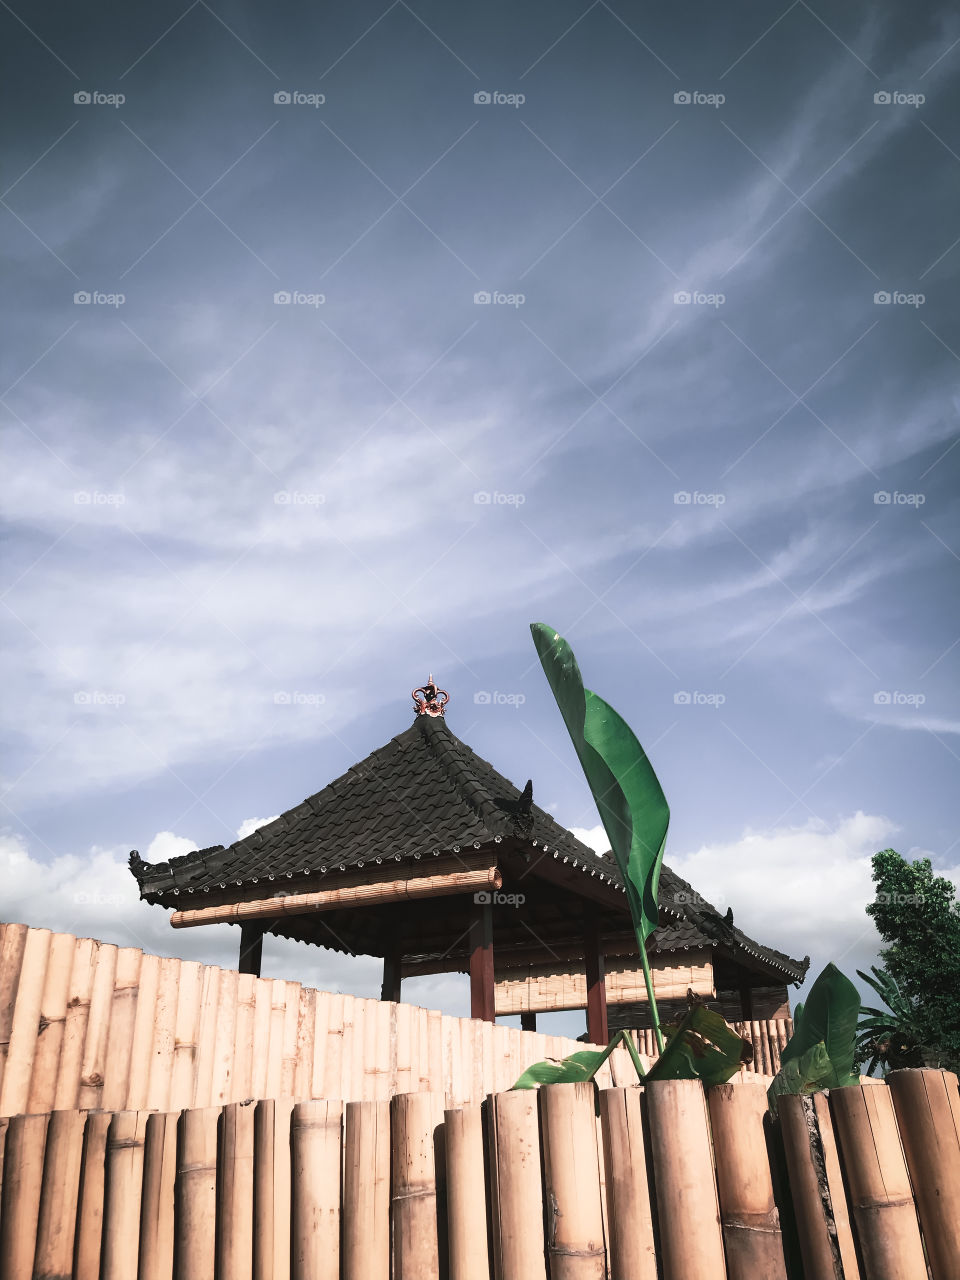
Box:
[2,1,958,1032]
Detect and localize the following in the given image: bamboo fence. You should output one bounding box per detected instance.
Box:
[629,1017,792,1076]
[0,1070,956,1280]
[0,923,638,1119]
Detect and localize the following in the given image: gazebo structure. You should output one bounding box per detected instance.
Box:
[129,678,808,1044]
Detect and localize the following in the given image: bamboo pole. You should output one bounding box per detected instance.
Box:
[396,1002,413,1096]
[170,961,202,1111]
[539,1082,606,1280]
[339,996,355,1106]
[343,1100,390,1280]
[140,1111,179,1280]
[265,980,286,1100]
[294,987,316,1102]
[779,1093,852,1280]
[886,1068,960,1280]
[78,940,118,1110]
[830,1082,927,1279]
[645,1079,727,1280]
[24,931,75,1114]
[147,956,181,1113]
[599,1087,658,1280]
[101,1110,148,1280]
[32,1107,86,1280]
[291,1099,343,1280]
[175,1105,219,1280]
[814,1091,861,1277]
[391,1091,445,1280]
[170,865,502,926]
[253,1098,293,1280]
[193,964,221,1108]
[73,1111,111,1280]
[445,1105,490,1280]
[213,966,239,1105]
[0,1116,8,1205]
[488,1087,547,1280]
[309,992,328,1103]
[427,1010,442,1094]
[102,946,143,1111]
[251,980,272,1102]
[234,972,257,1102]
[0,1111,48,1280]
[0,923,28,1104]
[708,1079,787,1280]
[320,994,343,1103]
[281,985,302,1100]
[53,936,96,1110]
[218,1101,255,1280]
[128,952,161,1112]
[0,927,51,1116]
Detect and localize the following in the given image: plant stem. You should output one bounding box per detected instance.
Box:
[639,939,665,1054]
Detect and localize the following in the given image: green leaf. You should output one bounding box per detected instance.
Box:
[780,962,860,1082]
[512,1049,610,1090]
[530,624,669,943]
[767,1041,835,1116]
[641,1006,748,1087]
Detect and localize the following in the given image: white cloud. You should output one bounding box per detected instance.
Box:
[236,815,280,840]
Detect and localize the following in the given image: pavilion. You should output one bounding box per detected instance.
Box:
[129,678,808,1043]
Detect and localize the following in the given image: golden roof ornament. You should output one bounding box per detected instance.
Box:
[412,675,449,717]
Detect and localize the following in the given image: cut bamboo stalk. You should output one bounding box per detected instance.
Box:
[599,1087,657,1280]
[102,946,143,1111]
[253,1098,293,1280]
[24,932,75,1115]
[174,1106,218,1280]
[779,1092,853,1280]
[140,1111,179,1280]
[128,952,161,1112]
[251,979,272,1102]
[813,1091,861,1278]
[0,1116,8,1204]
[488,1087,547,1280]
[281,984,301,1100]
[427,1009,442,1094]
[379,1000,394,1101]
[396,1002,413,1096]
[73,1110,111,1280]
[886,1068,960,1280]
[218,1101,255,1280]
[0,927,51,1116]
[0,1111,48,1280]
[339,996,355,1105]
[320,994,342,1102]
[192,964,221,1108]
[540,1082,606,1280]
[445,1105,489,1280]
[343,1101,390,1280]
[170,961,202,1111]
[101,1110,148,1280]
[147,956,181,1113]
[291,1099,342,1279]
[416,1007,430,1091]
[357,999,373,1102]
[78,941,118,1110]
[830,1082,926,1279]
[53,936,97,1111]
[708,1079,787,1280]
[212,966,239,1105]
[391,1091,445,1280]
[32,1107,86,1279]
[645,1079,726,1280]
[308,992,328,1103]
[0,924,28,1104]
[171,865,502,926]
[265,980,286,1100]
[234,972,257,1102]
[294,987,315,1101]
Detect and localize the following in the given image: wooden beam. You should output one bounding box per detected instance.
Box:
[238,922,263,977]
[170,865,501,928]
[381,947,402,1003]
[493,950,715,1015]
[469,898,495,1023]
[585,922,608,1045]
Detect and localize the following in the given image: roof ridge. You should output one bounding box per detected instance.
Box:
[416,717,508,836]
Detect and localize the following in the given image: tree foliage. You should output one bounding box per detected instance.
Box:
[866,848,960,1069]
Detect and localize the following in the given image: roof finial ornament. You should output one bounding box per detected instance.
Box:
[412,674,449,717]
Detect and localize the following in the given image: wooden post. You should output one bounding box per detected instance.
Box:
[540,1082,606,1279]
[445,1104,490,1280]
[520,1012,537,1032]
[381,945,402,1004]
[73,1111,111,1280]
[291,1099,343,1280]
[599,1087,658,1280]
[488,1088,548,1280]
[33,1108,87,1280]
[708,1079,787,1279]
[239,922,264,977]
[585,921,608,1046]
[391,1091,445,1280]
[886,1068,960,1280]
[176,1106,219,1280]
[740,984,754,1019]
[0,926,51,1116]
[102,1111,148,1280]
[469,898,495,1023]
[0,1111,48,1280]
[343,1101,390,1280]
[140,1111,179,1280]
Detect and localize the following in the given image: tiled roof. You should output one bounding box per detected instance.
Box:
[129,714,808,983]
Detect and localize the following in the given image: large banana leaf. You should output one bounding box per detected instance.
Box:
[530,623,669,943]
[642,1005,750,1086]
[767,963,861,1114]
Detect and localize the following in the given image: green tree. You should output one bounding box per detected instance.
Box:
[866,848,960,1069]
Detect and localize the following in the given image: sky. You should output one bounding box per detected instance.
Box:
[2,1,959,1036]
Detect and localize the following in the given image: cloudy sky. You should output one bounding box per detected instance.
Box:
[2,1,958,1032]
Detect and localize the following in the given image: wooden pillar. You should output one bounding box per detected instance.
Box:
[239,923,264,977]
[739,983,754,1020]
[520,1012,537,1033]
[585,921,608,1045]
[381,946,402,1004]
[469,898,495,1022]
